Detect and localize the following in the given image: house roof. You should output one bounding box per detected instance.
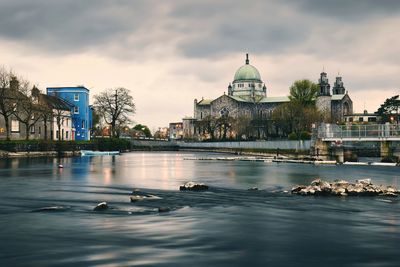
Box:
[41,94,73,111]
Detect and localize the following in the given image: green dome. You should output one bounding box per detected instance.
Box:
[233,64,261,82]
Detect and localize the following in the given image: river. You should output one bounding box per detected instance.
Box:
[0,152,399,266]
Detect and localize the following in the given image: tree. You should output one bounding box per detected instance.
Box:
[232,115,252,140]
[216,115,234,140]
[0,67,19,140]
[14,85,43,140]
[93,88,135,138]
[197,115,218,140]
[289,79,318,107]
[377,95,400,123]
[133,124,152,137]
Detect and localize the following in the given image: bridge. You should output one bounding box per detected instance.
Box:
[315,124,400,162]
[318,124,400,142]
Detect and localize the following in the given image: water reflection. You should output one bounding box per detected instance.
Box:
[1,152,400,266]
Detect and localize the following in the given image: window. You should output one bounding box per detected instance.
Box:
[74,106,79,114]
[349,118,353,122]
[368,117,377,122]
[74,94,79,101]
[39,126,41,135]
[11,120,19,132]
[66,131,69,140]
[359,117,364,122]
[66,118,69,127]
[82,120,85,129]
[30,126,35,134]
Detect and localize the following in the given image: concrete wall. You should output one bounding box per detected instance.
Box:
[178,140,311,150]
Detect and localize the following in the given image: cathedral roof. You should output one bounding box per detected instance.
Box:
[197,99,213,105]
[259,96,289,103]
[233,54,262,82]
[331,94,346,101]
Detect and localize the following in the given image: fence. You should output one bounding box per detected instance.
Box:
[318,124,400,140]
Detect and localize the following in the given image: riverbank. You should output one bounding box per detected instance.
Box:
[0,150,81,158]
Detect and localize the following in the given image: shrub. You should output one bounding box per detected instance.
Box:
[299,131,311,140]
[288,132,298,140]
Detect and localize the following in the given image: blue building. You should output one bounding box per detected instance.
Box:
[47,86,93,141]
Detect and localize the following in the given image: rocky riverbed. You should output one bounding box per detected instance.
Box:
[292,178,399,197]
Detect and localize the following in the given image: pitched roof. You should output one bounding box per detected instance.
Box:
[197,99,213,105]
[331,94,346,101]
[41,94,73,111]
[259,96,290,103]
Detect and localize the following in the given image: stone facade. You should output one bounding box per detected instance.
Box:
[183,54,353,139]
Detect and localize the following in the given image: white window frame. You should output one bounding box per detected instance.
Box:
[74,106,79,114]
[11,120,19,132]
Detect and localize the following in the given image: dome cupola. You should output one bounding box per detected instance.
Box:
[233,53,262,82]
[230,53,266,100]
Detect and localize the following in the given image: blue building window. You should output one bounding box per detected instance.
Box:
[74,93,79,101]
[74,106,79,114]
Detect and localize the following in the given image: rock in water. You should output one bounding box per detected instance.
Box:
[179,182,209,191]
[130,194,162,202]
[32,206,68,212]
[248,187,258,191]
[93,202,108,211]
[291,179,399,197]
[158,207,171,213]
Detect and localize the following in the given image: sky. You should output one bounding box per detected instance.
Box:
[0,0,399,131]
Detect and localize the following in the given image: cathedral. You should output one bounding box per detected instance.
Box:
[182,54,353,139]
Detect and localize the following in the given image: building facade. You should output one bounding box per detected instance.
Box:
[0,84,73,141]
[184,54,353,139]
[47,86,93,141]
[169,122,183,140]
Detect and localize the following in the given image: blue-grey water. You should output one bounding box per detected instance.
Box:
[1,152,400,267]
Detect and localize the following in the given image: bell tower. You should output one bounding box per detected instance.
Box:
[318,71,331,96]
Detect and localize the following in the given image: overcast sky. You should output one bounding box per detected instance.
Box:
[1,0,399,130]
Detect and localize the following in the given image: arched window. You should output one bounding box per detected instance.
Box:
[220,107,229,117]
[343,102,350,115]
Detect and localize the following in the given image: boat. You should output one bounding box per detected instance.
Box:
[80,150,120,156]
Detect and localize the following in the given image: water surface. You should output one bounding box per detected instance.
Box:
[1,152,399,266]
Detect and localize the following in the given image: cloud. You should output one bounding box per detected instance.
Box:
[0,0,399,128]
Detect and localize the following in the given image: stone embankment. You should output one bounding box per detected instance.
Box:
[292,178,399,197]
[0,150,81,158]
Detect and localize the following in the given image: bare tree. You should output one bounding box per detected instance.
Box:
[93,87,135,138]
[14,84,43,140]
[0,67,19,140]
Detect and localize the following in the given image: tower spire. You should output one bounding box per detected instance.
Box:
[246,53,249,64]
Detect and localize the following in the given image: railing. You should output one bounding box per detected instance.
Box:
[318,124,400,140]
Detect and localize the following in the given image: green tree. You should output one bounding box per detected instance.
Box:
[377,95,399,123]
[289,79,318,107]
[133,124,152,137]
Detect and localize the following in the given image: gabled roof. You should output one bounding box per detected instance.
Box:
[40,94,73,111]
[197,99,213,105]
